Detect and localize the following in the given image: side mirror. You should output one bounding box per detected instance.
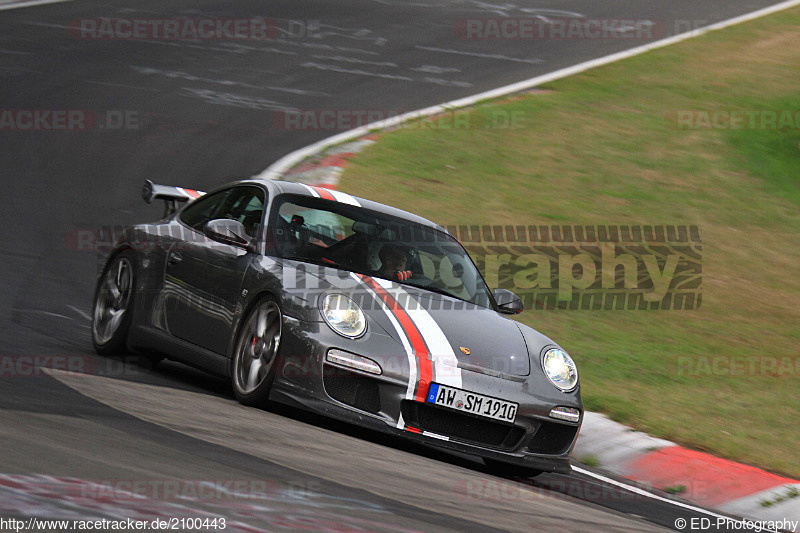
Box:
[204,219,255,251]
[494,289,523,315]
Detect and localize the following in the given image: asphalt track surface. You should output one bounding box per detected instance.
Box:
[0,1,791,531]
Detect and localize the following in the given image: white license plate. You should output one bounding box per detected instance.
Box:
[426,383,518,423]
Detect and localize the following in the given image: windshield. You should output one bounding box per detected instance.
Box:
[270,195,494,308]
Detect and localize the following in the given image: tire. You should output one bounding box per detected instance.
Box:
[92,252,135,356]
[483,458,543,479]
[231,296,283,406]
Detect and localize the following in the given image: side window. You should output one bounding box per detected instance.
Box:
[179,189,230,231]
[215,187,266,237]
[278,202,354,245]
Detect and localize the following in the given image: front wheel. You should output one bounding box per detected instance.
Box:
[92,252,135,355]
[231,297,283,406]
[483,458,543,479]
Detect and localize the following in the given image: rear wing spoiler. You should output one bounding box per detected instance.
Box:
[142,179,205,217]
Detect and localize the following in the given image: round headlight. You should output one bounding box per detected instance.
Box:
[541,348,578,392]
[321,294,366,338]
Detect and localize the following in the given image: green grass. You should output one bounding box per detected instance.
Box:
[663,485,688,496]
[760,486,800,507]
[339,8,800,478]
[579,455,601,468]
[725,95,800,205]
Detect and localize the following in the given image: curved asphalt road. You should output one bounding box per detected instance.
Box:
[0,1,790,531]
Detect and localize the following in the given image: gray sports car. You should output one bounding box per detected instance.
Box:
[92,178,582,476]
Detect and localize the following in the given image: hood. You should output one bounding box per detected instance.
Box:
[404,289,531,376]
[353,276,531,377]
[281,264,535,377]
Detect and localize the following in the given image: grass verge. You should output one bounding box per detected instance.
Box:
[339,9,800,477]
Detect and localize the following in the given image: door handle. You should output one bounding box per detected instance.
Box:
[168,252,183,265]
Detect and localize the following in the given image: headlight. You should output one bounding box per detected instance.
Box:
[541,348,578,392]
[321,294,366,338]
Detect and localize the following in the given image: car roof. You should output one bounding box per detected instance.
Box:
[234,178,450,234]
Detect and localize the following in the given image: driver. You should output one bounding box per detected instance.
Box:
[377,245,411,281]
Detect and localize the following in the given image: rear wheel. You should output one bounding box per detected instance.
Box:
[92,252,135,355]
[483,458,543,479]
[231,297,282,406]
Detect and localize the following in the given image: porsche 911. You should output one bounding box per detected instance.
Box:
[92,178,582,476]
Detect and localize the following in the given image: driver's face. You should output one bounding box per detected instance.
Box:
[386,253,406,271]
[383,250,406,272]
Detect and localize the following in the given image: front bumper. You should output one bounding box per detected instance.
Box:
[272,315,582,474]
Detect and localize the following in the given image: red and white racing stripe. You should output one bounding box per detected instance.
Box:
[179,187,203,199]
[353,273,461,432]
[300,183,361,206]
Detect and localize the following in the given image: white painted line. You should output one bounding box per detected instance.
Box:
[66,304,91,321]
[0,0,70,11]
[572,466,781,532]
[256,0,800,181]
[11,308,75,321]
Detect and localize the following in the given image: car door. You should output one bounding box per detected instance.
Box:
[164,185,266,355]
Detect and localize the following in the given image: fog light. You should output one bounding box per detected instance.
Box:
[549,406,581,423]
[326,349,382,375]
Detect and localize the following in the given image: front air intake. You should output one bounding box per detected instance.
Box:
[322,364,381,414]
